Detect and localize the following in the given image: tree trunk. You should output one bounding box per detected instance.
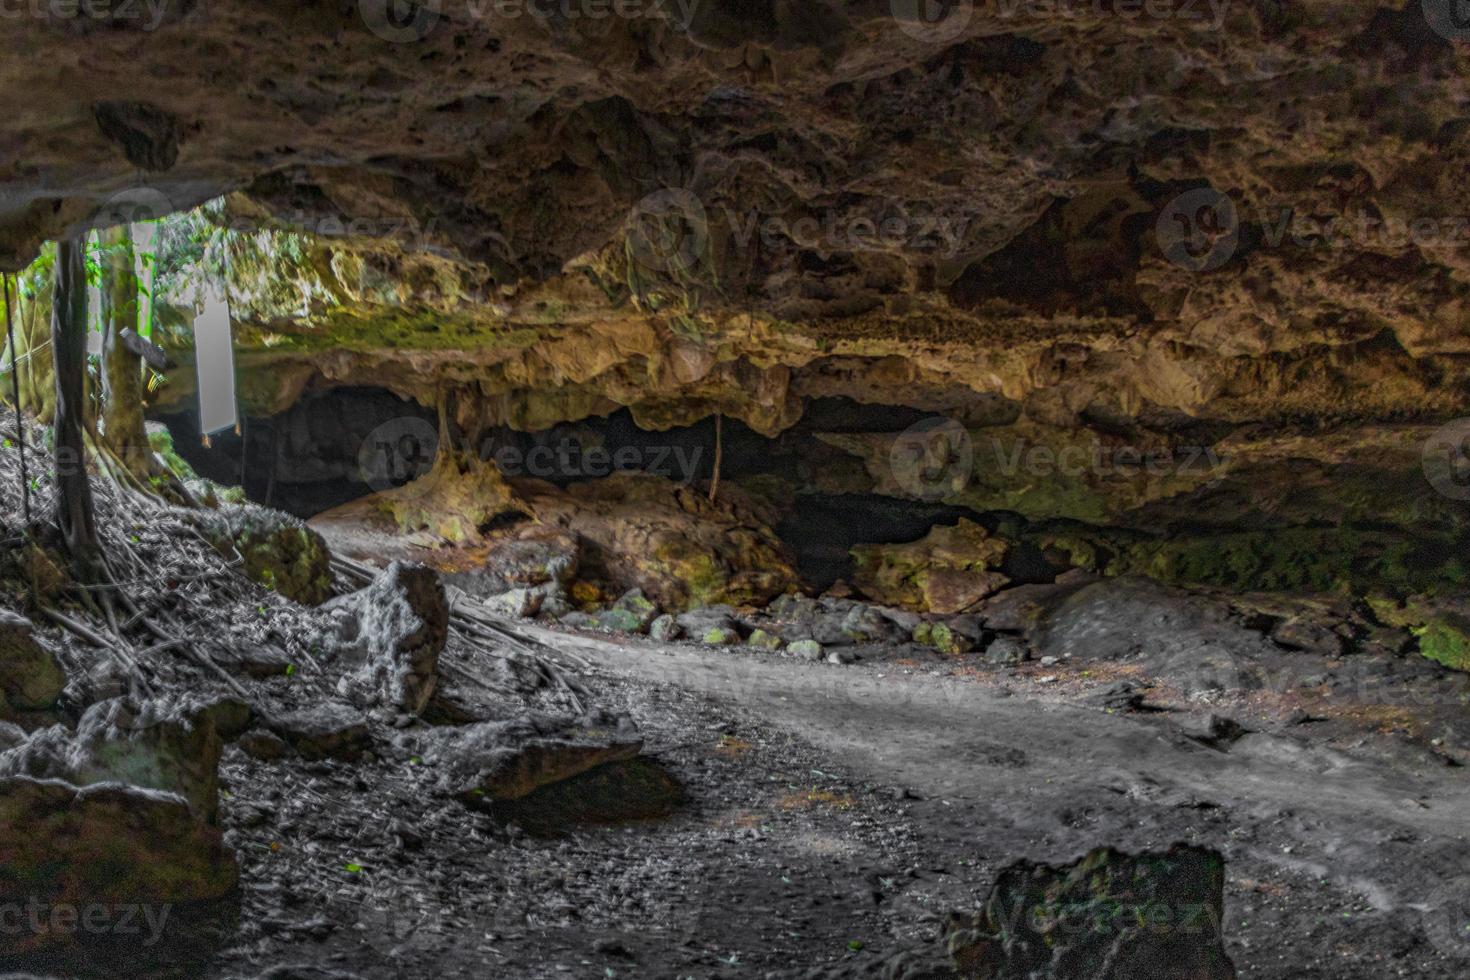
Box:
[100,225,153,478]
[52,238,100,575]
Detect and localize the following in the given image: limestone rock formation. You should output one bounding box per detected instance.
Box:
[0,697,224,824]
[325,561,448,716]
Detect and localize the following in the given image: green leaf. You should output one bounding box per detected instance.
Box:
[345,863,363,873]
[847,940,863,952]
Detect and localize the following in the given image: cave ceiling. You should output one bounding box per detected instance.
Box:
[6,0,1470,437]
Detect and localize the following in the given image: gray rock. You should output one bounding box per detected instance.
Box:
[826,649,857,665]
[676,605,740,638]
[786,639,824,661]
[557,610,599,630]
[984,636,1028,665]
[648,614,682,642]
[840,604,901,643]
[238,729,288,761]
[428,714,642,802]
[269,703,370,761]
[0,697,223,823]
[325,562,448,716]
[483,587,542,619]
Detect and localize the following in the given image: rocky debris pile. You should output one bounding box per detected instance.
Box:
[323,561,448,717]
[193,502,333,605]
[945,844,1235,979]
[0,609,65,722]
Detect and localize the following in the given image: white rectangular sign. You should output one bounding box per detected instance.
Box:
[193,285,238,435]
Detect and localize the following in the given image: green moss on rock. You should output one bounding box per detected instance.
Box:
[195,504,333,605]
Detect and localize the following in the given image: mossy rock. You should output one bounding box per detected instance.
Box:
[146,424,199,482]
[747,628,783,650]
[913,621,971,655]
[196,504,333,605]
[702,627,740,646]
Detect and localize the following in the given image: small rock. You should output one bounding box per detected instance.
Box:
[702,627,741,646]
[1038,655,1059,667]
[483,587,542,619]
[827,649,856,665]
[747,628,783,651]
[648,614,682,642]
[786,639,824,661]
[912,621,972,655]
[984,636,1028,665]
[269,703,370,761]
[238,729,288,761]
[1271,616,1344,657]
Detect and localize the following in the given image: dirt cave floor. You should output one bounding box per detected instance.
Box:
[195,621,1470,980]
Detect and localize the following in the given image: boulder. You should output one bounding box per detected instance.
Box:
[194,503,333,605]
[840,603,904,644]
[479,529,580,591]
[429,714,642,802]
[0,697,223,824]
[851,520,1010,614]
[595,589,660,634]
[1028,578,1274,693]
[945,844,1235,980]
[0,777,238,957]
[676,605,740,639]
[269,703,370,761]
[326,562,447,715]
[0,610,65,717]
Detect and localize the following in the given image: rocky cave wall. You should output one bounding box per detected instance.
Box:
[5,0,1470,636]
